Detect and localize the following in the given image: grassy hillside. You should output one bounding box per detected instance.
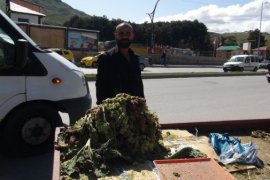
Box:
[222,32,249,45]
[210,31,270,48]
[0,0,91,25]
[27,0,90,25]
[223,32,270,46]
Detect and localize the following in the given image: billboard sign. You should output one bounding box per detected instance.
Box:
[68,30,98,51]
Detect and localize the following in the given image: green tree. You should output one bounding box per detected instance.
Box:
[223,36,238,46]
[247,29,265,49]
[64,16,212,51]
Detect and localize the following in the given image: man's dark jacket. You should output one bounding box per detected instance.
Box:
[95,47,144,104]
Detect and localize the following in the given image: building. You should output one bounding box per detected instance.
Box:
[9,0,45,24]
[252,46,269,59]
[216,46,241,58]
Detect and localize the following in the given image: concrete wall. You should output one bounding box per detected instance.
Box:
[150,54,228,66]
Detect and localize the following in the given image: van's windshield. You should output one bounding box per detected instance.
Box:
[229,57,244,62]
[0,9,38,48]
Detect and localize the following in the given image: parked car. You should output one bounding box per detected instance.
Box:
[50,48,75,62]
[223,55,260,72]
[80,53,101,68]
[259,59,270,69]
[138,56,150,71]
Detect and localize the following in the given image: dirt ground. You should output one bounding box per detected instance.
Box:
[201,128,270,180]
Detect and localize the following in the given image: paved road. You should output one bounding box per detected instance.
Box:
[0,151,53,180]
[79,64,267,75]
[88,75,270,124]
[144,76,270,123]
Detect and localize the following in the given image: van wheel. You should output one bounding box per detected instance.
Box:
[240,67,244,72]
[253,67,258,72]
[1,103,61,157]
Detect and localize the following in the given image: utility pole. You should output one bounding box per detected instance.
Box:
[147,0,160,54]
[257,1,268,56]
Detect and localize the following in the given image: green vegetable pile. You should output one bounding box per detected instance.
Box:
[55,93,168,179]
[169,147,207,159]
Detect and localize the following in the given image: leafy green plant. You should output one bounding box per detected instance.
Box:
[56,93,169,178]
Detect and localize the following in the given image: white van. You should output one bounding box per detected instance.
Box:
[223,55,260,72]
[0,9,91,156]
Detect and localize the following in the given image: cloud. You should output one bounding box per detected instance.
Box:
[139,0,270,33]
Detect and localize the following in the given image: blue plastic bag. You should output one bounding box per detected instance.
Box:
[209,133,262,167]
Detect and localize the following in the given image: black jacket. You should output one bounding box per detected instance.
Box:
[95,47,144,104]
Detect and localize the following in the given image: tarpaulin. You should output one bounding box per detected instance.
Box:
[209,133,263,167]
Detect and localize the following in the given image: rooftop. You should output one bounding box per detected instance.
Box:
[10,2,45,17]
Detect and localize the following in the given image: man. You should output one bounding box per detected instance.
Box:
[95,22,144,105]
[161,49,166,66]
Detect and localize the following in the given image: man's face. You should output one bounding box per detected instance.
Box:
[114,25,134,48]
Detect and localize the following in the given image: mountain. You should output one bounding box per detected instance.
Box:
[0,0,91,25]
[210,31,270,48]
[27,0,91,25]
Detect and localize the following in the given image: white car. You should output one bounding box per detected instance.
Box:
[223,55,260,72]
[138,56,150,71]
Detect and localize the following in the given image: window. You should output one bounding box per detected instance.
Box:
[18,18,29,23]
[63,51,69,55]
[245,57,250,63]
[54,50,63,55]
[250,56,255,62]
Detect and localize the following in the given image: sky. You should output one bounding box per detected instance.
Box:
[61,0,270,33]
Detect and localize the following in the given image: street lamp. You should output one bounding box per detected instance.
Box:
[147,0,160,53]
[257,1,268,55]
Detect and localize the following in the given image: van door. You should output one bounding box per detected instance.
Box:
[244,56,252,70]
[0,27,26,120]
[251,56,259,71]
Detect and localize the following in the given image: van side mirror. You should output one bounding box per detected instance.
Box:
[15,39,28,68]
